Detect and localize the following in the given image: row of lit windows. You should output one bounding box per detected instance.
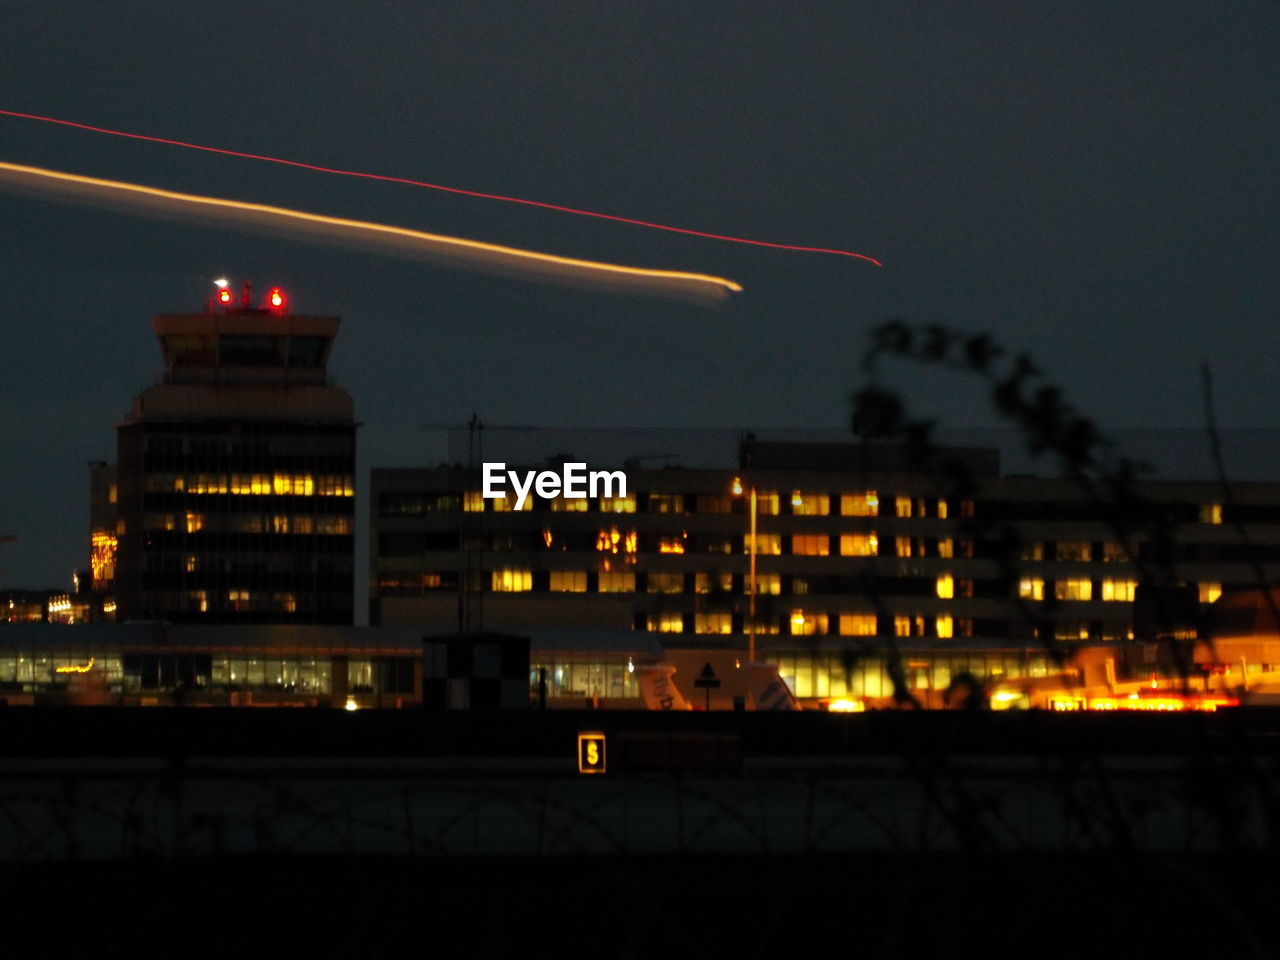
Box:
[419,569,1226,605]
[387,489,985,518]
[541,529,976,558]
[770,651,1055,700]
[0,656,411,696]
[640,610,968,638]
[144,473,355,497]
[143,513,352,535]
[1016,578,1222,604]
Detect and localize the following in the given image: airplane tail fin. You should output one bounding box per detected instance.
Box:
[634,664,693,711]
[743,662,799,711]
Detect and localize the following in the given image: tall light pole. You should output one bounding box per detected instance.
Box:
[732,477,758,663]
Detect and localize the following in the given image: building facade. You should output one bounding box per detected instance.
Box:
[370,441,1280,700]
[111,288,356,624]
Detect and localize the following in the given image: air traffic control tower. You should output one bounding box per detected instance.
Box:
[113,282,356,624]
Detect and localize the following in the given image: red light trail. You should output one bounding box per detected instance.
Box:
[0,108,882,266]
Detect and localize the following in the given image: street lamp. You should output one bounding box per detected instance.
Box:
[731,477,758,663]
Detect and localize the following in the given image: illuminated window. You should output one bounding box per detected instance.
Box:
[841,492,879,517]
[190,473,229,495]
[960,500,975,518]
[271,514,290,534]
[755,491,780,516]
[550,497,588,512]
[936,538,954,558]
[838,614,877,636]
[1056,541,1092,562]
[227,589,251,611]
[1101,579,1138,602]
[1021,541,1045,561]
[491,495,534,512]
[463,491,485,512]
[317,475,355,497]
[695,613,733,634]
[184,512,204,534]
[185,555,199,574]
[791,534,830,556]
[695,572,734,594]
[647,612,689,637]
[935,614,954,639]
[895,496,913,518]
[757,573,781,595]
[791,578,809,596]
[648,494,684,513]
[743,533,781,555]
[549,571,587,592]
[273,592,298,613]
[598,571,636,593]
[272,473,314,496]
[1056,579,1093,601]
[491,569,532,592]
[791,492,830,516]
[840,533,878,557]
[1018,578,1045,601]
[1102,542,1130,562]
[895,537,912,558]
[190,590,209,613]
[599,494,637,514]
[936,573,954,599]
[937,500,949,520]
[90,532,117,586]
[647,572,684,594]
[230,473,272,495]
[789,610,828,636]
[1200,504,1223,525]
[894,615,911,638]
[596,527,637,555]
[658,534,688,554]
[1199,582,1222,604]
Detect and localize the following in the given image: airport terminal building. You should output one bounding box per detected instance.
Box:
[370,440,1280,701]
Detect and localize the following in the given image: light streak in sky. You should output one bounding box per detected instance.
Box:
[0,108,883,266]
[0,161,743,302]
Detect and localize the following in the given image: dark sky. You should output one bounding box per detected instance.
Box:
[2,1,1278,591]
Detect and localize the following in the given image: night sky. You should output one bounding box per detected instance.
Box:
[2,2,1278,596]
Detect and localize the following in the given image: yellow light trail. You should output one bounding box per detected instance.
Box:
[0,161,743,302]
[55,657,95,674]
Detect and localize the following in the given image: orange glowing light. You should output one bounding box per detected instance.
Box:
[0,161,744,301]
[218,288,232,303]
[55,657,95,674]
[269,287,284,308]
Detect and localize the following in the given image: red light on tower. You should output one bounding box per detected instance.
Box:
[211,278,233,310]
[269,287,285,312]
